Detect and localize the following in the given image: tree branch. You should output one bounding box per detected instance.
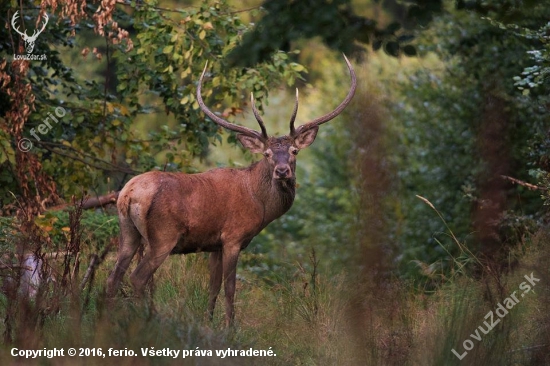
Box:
[39,143,139,175]
[500,175,544,191]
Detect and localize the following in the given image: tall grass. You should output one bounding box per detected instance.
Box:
[0,207,548,365]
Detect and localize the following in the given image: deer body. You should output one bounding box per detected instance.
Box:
[117,158,295,256]
[107,56,356,325]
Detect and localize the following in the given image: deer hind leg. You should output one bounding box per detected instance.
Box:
[129,228,176,296]
[208,251,223,320]
[106,218,142,297]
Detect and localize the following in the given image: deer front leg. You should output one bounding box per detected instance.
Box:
[222,245,240,326]
[208,251,223,320]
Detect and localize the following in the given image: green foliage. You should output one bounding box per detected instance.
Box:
[115,0,303,160]
[228,0,443,66]
[390,1,550,280]
[392,64,479,275]
[0,210,118,252]
[1,0,304,203]
[509,20,550,207]
[485,17,550,93]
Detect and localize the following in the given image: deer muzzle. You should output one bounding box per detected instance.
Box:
[274,165,292,180]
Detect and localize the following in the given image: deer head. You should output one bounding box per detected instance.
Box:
[197,55,357,182]
[11,11,49,54]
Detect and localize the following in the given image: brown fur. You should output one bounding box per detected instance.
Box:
[107,56,355,326]
[107,136,311,325]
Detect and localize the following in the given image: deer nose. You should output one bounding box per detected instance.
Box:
[274,165,291,179]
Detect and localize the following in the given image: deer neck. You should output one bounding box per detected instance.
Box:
[248,159,296,225]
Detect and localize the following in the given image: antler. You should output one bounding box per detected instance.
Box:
[197,63,267,141]
[290,54,356,136]
[29,13,49,40]
[11,11,26,38]
[250,93,268,139]
[289,88,299,136]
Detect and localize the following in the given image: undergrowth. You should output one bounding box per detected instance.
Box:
[0,207,548,365]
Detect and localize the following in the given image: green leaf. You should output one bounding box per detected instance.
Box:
[291,63,305,72]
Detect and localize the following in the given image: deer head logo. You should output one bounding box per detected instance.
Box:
[11,11,48,54]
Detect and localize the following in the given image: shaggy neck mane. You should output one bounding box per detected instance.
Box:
[247,159,296,225]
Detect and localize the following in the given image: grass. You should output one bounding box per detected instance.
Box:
[0,216,548,365]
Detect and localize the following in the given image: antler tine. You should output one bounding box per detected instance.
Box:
[197,63,266,141]
[38,13,48,32]
[250,93,268,139]
[11,11,25,37]
[293,54,356,135]
[289,88,299,136]
[29,12,48,39]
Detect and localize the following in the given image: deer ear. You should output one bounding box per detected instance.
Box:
[294,126,319,149]
[236,134,265,153]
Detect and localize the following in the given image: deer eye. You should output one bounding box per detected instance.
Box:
[263,150,273,158]
[290,147,299,155]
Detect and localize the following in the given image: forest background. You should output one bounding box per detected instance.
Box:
[0,0,549,364]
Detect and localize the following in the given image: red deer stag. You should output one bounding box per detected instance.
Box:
[106,55,356,325]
